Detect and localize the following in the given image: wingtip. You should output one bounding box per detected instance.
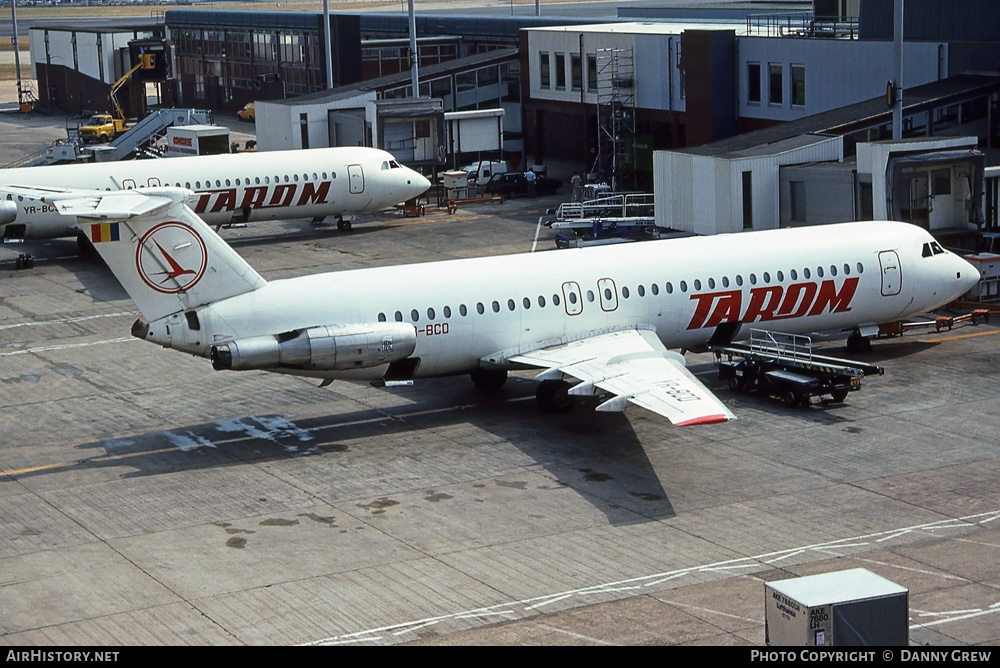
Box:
[676,414,733,427]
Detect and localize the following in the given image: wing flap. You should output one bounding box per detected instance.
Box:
[507,329,735,426]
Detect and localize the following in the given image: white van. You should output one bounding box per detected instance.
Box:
[460,160,508,186]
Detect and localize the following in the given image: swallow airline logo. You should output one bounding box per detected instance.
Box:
[135,221,208,294]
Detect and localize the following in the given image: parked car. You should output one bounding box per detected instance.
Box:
[237,102,255,122]
[482,172,562,198]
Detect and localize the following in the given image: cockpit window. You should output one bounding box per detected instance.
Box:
[922,241,946,257]
[389,160,401,169]
[381,161,389,170]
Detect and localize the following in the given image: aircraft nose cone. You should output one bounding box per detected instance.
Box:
[407,171,430,198]
[957,255,980,294]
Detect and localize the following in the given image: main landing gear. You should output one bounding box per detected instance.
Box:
[846,330,872,354]
[535,379,575,413]
[469,368,576,413]
[336,215,352,232]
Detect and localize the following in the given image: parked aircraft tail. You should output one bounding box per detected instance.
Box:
[18,185,267,321]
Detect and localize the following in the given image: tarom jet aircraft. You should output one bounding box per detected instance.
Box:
[0,146,430,240]
[4,185,978,425]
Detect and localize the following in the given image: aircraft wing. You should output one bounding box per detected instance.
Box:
[505,329,736,426]
[2,185,177,219]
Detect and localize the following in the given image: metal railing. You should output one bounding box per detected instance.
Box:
[556,193,654,222]
[746,13,859,39]
[749,329,813,364]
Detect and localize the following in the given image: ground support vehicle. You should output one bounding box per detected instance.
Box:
[712,329,883,407]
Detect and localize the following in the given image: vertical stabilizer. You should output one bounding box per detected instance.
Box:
[61,187,266,321]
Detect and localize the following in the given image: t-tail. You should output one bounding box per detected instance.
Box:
[50,186,266,323]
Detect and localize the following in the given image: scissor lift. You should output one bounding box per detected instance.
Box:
[712,329,884,408]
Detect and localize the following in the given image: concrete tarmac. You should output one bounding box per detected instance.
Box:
[1,128,999,647]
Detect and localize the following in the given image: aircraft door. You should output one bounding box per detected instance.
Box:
[879,250,902,296]
[147,177,161,187]
[347,164,365,194]
[123,179,137,190]
[597,278,619,312]
[561,281,583,316]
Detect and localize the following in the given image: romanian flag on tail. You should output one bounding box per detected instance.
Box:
[90,222,120,243]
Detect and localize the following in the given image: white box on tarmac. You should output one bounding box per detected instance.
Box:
[765,568,908,646]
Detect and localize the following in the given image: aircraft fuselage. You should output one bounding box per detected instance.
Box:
[1,147,429,239]
[148,220,978,380]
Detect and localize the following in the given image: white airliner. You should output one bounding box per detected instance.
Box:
[0,147,430,240]
[8,185,979,425]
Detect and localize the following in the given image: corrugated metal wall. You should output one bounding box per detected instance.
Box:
[860,0,1000,41]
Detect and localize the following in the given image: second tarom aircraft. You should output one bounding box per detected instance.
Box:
[7,185,979,426]
[0,146,430,240]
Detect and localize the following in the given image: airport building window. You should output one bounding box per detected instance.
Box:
[539,51,550,88]
[587,54,598,91]
[747,62,761,104]
[769,63,782,105]
[555,53,566,89]
[791,64,805,107]
[571,54,582,91]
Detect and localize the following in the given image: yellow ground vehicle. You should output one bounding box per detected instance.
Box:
[79,53,155,143]
[237,102,255,121]
[79,113,133,143]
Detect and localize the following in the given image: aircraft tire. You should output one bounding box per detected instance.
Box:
[470,367,507,390]
[537,379,575,413]
[846,331,872,354]
[336,218,352,232]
